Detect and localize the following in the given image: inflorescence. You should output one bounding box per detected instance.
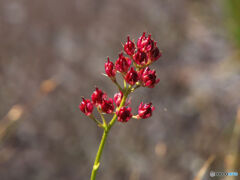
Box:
[79,32,161,124]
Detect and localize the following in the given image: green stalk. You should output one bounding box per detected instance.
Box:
[112,79,123,92]
[97,107,107,127]
[90,129,109,180]
[90,86,131,180]
[89,114,103,128]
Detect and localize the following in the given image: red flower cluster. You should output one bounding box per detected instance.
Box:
[79,88,115,116]
[80,32,161,123]
[135,33,162,65]
[104,32,161,89]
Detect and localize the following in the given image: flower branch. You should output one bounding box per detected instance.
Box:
[97,107,107,128]
[89,114,103,128]
[79,32,162,180]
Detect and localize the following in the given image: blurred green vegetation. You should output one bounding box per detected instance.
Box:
[226,0,240,50]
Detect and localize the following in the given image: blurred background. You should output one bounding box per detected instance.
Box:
[0,0,240,179]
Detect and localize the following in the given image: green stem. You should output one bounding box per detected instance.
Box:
[112,79,123,92]
[90,85,132,180]
[131,84,141,92]
[89,114,103,128]
[97,107,107,127]
[123,79,126,89]
[90,130,109,180]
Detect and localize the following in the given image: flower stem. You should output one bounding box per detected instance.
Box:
[90,86,132,180]
[90,129,109,180]
[112,79,123,92]
[97,107,107,127]
[89,114,103,128]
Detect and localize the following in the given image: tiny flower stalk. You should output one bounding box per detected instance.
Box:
[79,33,162,180]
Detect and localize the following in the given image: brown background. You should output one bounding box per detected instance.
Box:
[0,0,240,180]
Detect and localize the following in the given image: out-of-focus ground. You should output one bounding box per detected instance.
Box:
[0,0,240,180]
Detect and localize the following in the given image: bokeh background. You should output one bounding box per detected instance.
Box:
[0,0,240,180]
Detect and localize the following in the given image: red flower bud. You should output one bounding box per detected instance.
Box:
[144,34,155,52]
[125,67,139,85]
[114,92,123,107]
[79,98,94,116]
[91,88,106,106]
[115,53,131,73]
[105,57,116,78]
[137,33,154,52]
[124,36,135,56]
[101,98,114,114]
[116,106,132,122]
[139,67,160,88]
[133,50,147,65]
[137,102,155,119]
[137,32,146,50]
[149,47,161,62]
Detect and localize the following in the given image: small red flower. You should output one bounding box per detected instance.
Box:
[91,88,106,105]
[105,57,116,78]
[133,50,147,66]
[125,67,139,85]
[137,32,154,52]
[79,98,94,116]
[114,92,123,107]
[137,32,147,50]
[116,106,132,122]
[137,102,155,119]
[139,67,160,88]
[101,98,114,114]
[144,35,155,52]
[124,36,135,56]
[149,46,161,62]
[115,53,131,73]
